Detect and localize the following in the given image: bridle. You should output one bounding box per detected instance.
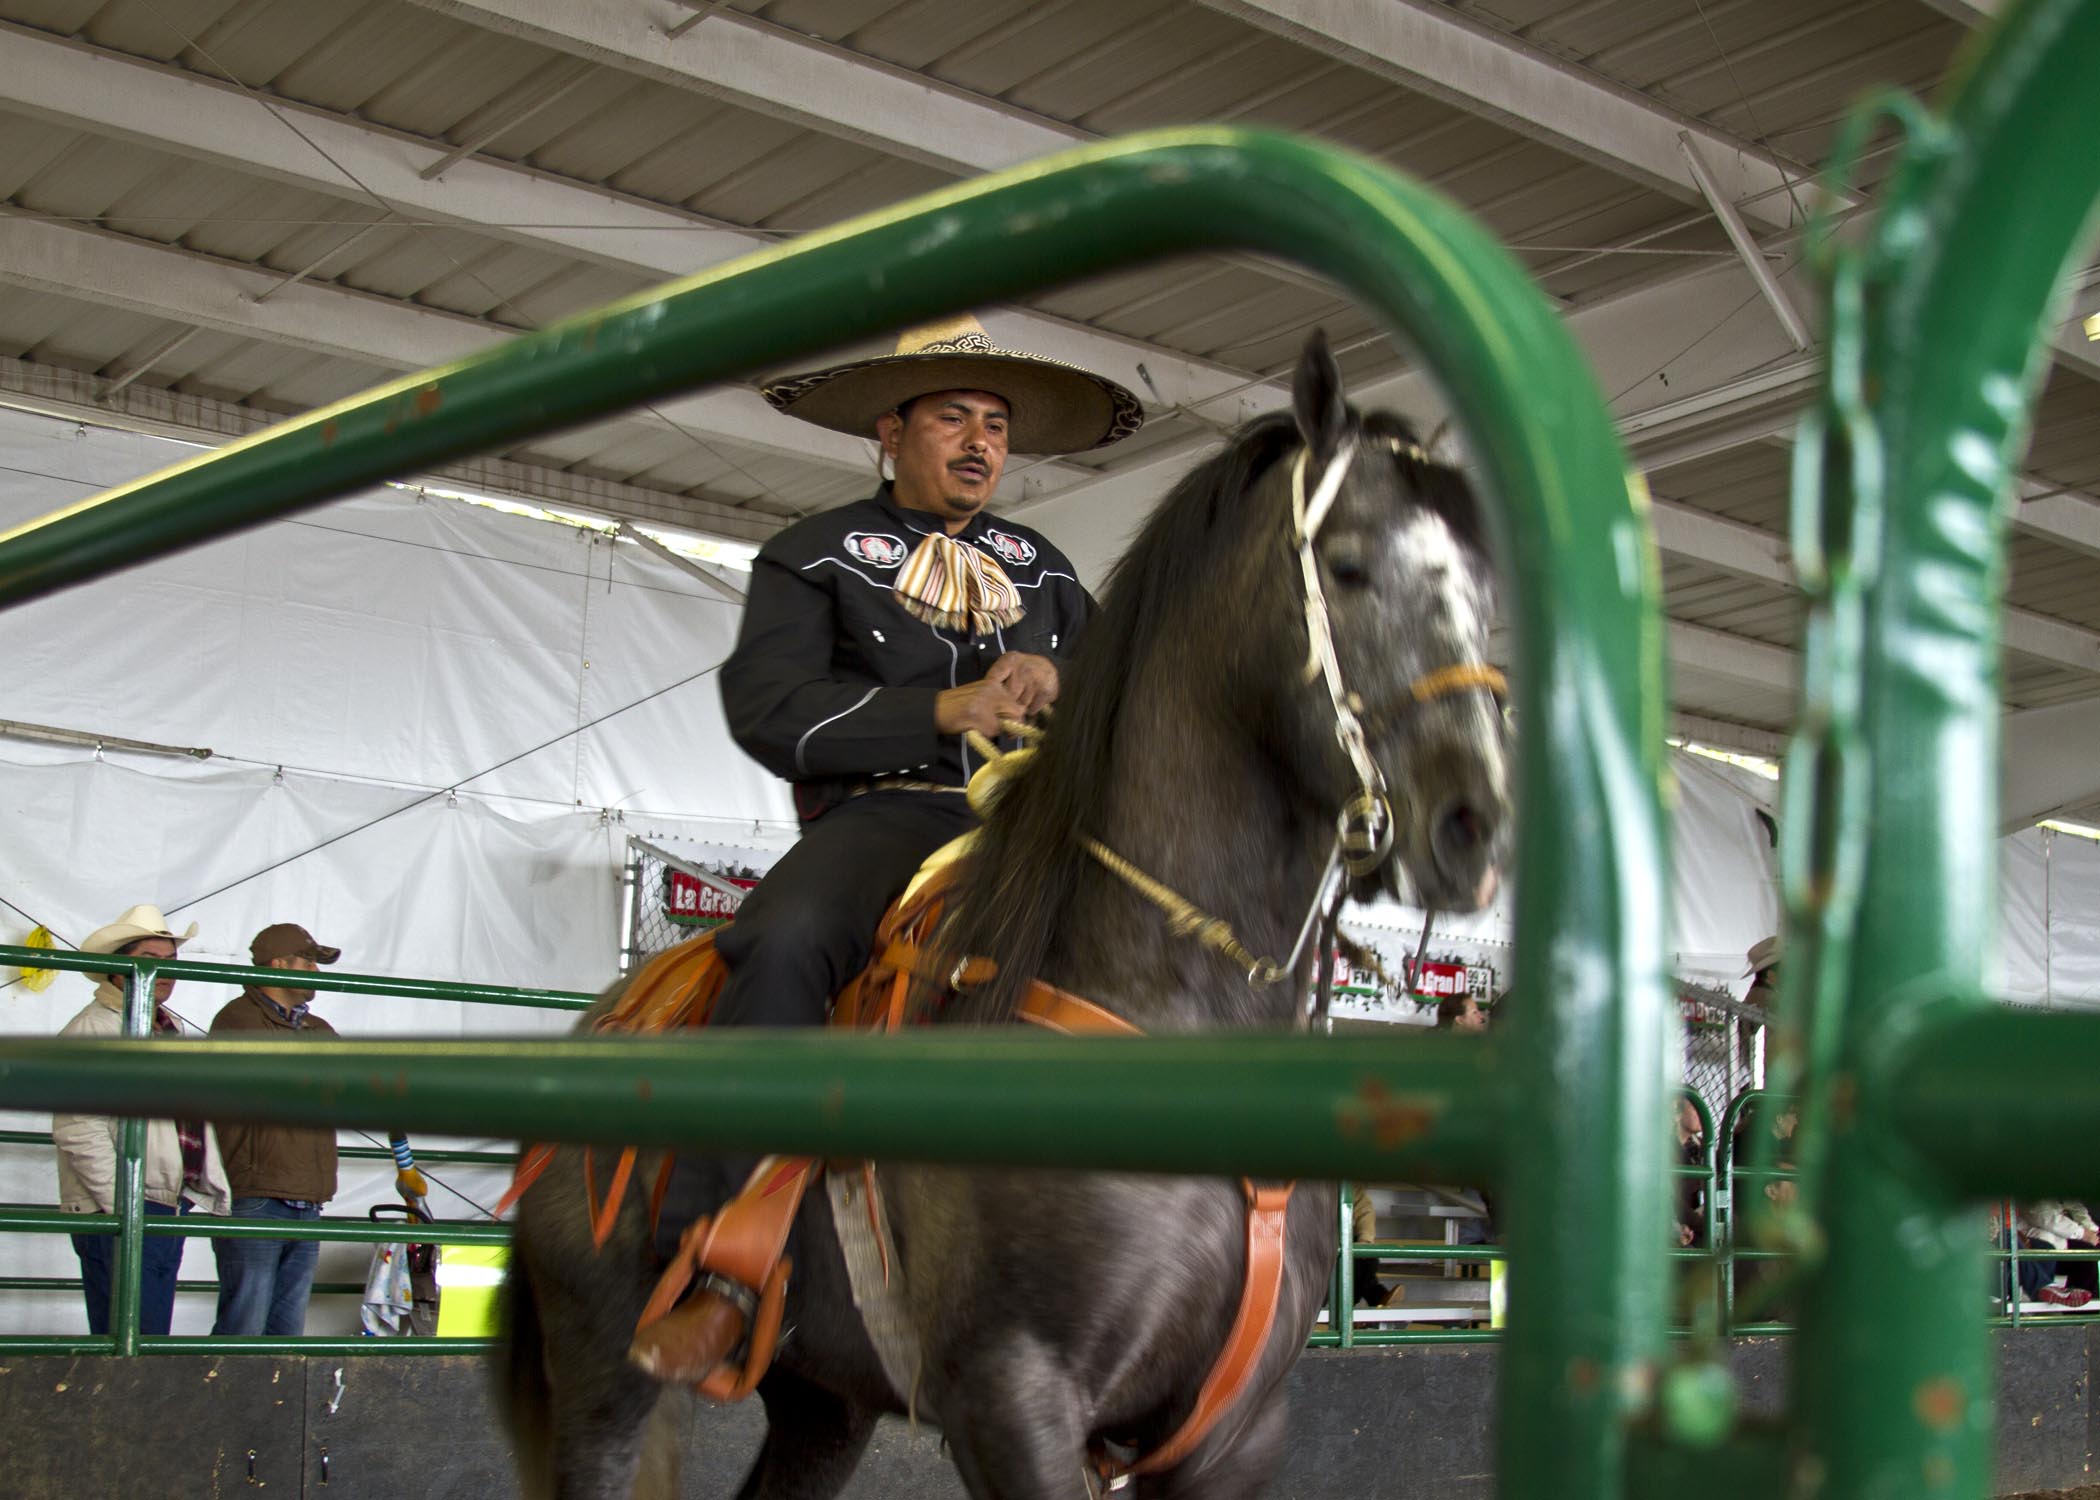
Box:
[1083,430,1507,991]
[1290,433,1507,876]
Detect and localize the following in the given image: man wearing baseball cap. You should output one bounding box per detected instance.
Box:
[206,921,345,1336]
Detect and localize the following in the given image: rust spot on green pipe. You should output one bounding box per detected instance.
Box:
[414,384,442,416]
[320,420,339,447]
[1913,1377,1964,1432]
[636,1077,654,1102]
[824,1083,845,1119]
[1829,1072,1858,1128]
[1336,1078,1434,1150]
[1566,1357,1599,1395]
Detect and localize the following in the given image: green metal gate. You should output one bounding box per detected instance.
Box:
[3,0,2099,1492]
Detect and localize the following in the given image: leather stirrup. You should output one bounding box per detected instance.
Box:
[633,1155,815,1401]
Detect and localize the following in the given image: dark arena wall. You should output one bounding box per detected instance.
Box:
[1,1333,2092,1499]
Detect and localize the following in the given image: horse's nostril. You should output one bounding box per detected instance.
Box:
[1428,795,1502,902]
[1435,799,1490,857]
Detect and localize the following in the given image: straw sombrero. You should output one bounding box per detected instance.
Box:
[761,315,1144,456]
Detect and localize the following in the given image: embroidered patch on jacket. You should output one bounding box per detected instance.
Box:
[980,528,1037,567]
[844,532,908,569]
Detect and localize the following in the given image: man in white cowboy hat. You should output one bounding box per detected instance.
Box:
[53,904,231,1337]
[630,315,1141,1383]
[1744,933,1781,1008]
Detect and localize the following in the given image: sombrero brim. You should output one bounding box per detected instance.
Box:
[761,350,1143,455]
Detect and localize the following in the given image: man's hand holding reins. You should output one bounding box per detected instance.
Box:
[935,653,1059,738]
[983,651,1060,717]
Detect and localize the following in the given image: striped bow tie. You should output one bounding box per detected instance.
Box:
[893,532,1026,636]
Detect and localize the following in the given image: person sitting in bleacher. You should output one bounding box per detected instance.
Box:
[2014,1201,2099,1307]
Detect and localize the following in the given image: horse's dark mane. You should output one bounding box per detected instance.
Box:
[931,411,1298,1023]
[931,405,1469,1025]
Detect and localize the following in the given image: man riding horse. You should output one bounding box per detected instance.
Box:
[631,317,1143,1384]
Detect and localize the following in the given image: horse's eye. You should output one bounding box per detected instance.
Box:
[1322,535,1373,590]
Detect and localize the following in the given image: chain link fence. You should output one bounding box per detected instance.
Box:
[1679,981,1765,1122]
[620,835,777,973]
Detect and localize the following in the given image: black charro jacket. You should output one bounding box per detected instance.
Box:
[721,485,1093,819]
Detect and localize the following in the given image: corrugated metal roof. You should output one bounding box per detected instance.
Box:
[0,0,2089,747]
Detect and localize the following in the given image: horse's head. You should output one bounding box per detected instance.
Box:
[1266,331,1512,913]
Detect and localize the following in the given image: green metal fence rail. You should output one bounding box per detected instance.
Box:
[0,120,1669,1495]
[0,949,578,1355]
[0,0,2095,1485]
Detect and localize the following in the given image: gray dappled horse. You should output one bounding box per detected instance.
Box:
[504,333,1512,1500]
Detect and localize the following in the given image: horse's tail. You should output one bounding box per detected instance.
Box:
[500,1250,557,1500]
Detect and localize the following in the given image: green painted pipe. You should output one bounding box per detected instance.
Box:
[0,1032,1507,1185]
[1887,1007,2100,1201]
[0,1336,497,1357]
[0,1205,511,1246]
[0,1278,369,1296]
[108,961,154,1357]
[0,945,594,1011]
[0,127,1669,1495]
[0,1127,519,1167]
[1789,2,2100,1494]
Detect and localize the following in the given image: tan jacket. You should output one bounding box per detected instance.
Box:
[53,987,232,1216]
[208,989,340,1203]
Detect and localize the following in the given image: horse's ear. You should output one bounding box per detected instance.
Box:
[1292,329,1347,459]
[1424,417,1467,468]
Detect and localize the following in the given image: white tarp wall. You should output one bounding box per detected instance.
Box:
[0,406,798,1333]
[1,405,2094,1335]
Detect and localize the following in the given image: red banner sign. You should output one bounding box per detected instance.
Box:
[664,869,757,927]
[1410,960,1472,998]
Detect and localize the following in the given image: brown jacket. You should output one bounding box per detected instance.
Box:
[208,989,339,1203]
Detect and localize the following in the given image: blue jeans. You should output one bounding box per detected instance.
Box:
[73,1199,188,1336]
[212,1197,322,1336]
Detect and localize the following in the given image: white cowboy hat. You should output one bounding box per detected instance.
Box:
[80,904,197,955]
[760,314,1144,455]
[1743,933,1783,978]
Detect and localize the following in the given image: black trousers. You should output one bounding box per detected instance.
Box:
[654,790,977,1258]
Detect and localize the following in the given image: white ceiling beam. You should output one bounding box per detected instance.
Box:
[1669,620,1797,691]
[0,352,789,545]
[1676,132,1810,350]
[397,0,1359,312]
[2001,697,2100,832]
[402,0,1084,174]
[2051,271,2100,383]
[1671,713,1790,760]
[1917,0,2003,24]
[1648,490,2100,675]
[1191,0,1813,233]
[2017,486,2100,562]
[0,24,1271,434]
[0,211,893,478]
[12,21,2091,581]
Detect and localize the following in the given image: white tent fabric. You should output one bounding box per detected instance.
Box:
[0,406,799,1334]
[2000,827,2100,1008]
[1335,746,1783,1014]
[1,404,2094,1337]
